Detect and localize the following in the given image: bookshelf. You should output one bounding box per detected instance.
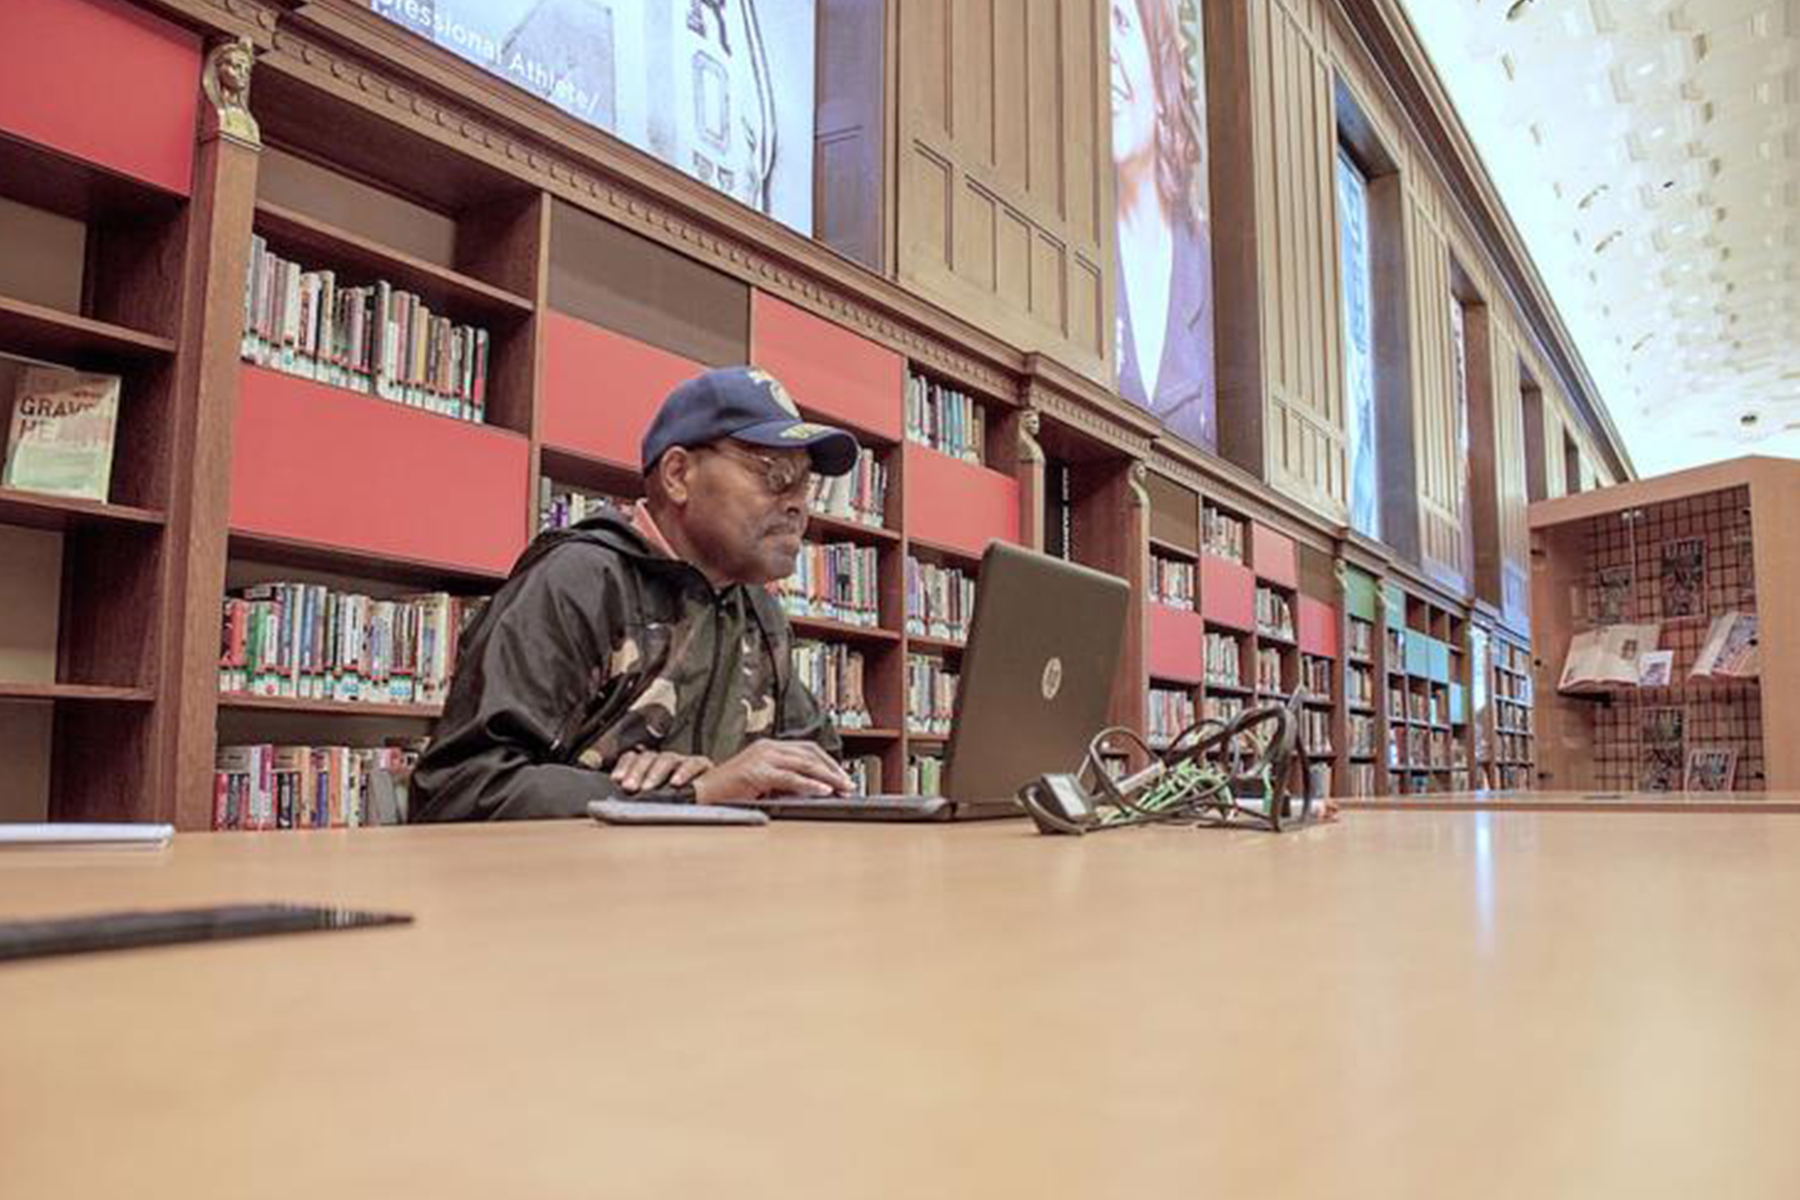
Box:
[1140,465,1350,798]
[1374,585,1471,797]
[1492,633,1536,790]
[0,0,201,823]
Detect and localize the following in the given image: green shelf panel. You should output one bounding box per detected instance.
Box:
[1343,568,1379,623]
[1383,581,1407,630]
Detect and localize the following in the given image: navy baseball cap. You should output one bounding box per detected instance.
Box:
[641,367,861,476]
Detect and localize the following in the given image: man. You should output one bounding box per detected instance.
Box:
[410,366,858,821]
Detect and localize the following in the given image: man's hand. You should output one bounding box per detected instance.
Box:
[610,749,714,795]
[691,740,855,804]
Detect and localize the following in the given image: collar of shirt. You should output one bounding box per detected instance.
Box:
[630,499,680,560]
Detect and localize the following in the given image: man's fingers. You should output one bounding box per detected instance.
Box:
[610,750,642,782]
[637,752,689,793]
[671,756,713,787]
[760,767,835,798]
[777,741,855,791]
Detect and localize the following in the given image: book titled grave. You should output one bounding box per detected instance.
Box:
[2,364,121,501]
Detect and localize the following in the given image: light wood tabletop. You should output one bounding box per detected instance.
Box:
[3,803,1799,1199]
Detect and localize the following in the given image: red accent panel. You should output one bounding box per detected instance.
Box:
[1298,597,1339,659]
[542,311,704,467]
[0,0,198,195]
[750,292,904,441]
[902,443,1018,558]
[231,367,530,576]
[1200,556,1255,632]
[1250,523,1297,587]
[1148,604,1205,685]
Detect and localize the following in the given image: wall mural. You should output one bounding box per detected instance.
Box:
[367,0,817,234]
[1335,147,1380,540]
[1110,0,1216,452]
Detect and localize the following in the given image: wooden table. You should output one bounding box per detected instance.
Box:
[4,805,1800,1198]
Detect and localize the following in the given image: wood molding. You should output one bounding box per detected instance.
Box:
[139,0,279,45]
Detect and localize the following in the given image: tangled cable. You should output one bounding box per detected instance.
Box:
[1020,691,1321,834]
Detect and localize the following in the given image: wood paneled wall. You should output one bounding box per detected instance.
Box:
[1401,189,1466,592]
[896,0,1110,380]
[1246,0,1347,520]
[887,0,1625,602]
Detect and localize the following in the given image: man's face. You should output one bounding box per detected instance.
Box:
[676,439,812,585]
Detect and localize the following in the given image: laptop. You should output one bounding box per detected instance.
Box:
[740,541,1130,821]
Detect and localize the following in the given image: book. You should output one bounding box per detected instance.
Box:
[1684,747,1738,792]
[1690,611,1758,679]
[2,363,121,500]
[1659,537,1706,619]
[1639,706,1685,793]
[1557,622,1660,691]
[1595,566,1632,624]
[1637,649,1674,688]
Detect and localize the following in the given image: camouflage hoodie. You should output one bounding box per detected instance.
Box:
[409,506,841,821]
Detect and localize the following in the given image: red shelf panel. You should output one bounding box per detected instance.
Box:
[750,292,903,441]
[1298,597,1339,659]
[541,311,705,469]
[1250,523,1297,588]
[1147,604,1205,685]
[1200,556,1255,632]
[230,367,529,577]
[901,443,1018,559]
[0,0,198,196]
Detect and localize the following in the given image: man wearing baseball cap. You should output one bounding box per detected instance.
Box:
[411,367,862,821]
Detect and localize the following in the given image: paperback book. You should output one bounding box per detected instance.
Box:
[1639,706,1685,793]
[1684,747,1737,792]
[1659,537,1706,619]
[2,361,121,501]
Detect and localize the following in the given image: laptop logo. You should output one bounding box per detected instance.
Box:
[1041,657,1063,701]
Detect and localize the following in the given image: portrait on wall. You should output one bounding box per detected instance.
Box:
[367,0,817,234]
[1335,148,1380,541]
[1110,0,1217,452]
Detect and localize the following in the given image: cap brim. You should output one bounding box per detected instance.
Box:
[731,418,861,476]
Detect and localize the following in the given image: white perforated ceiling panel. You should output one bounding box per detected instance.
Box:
[1400,0,1800,476]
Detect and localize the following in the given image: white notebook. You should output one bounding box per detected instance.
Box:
[0,823,174,848]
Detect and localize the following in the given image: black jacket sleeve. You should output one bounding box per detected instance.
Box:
[409,544,630,821]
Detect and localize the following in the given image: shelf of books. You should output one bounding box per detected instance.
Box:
[898,364,1021,793]
[1139,471,1350,794]
[1492,634,1536,791]
[0,0,202,822]
[1377,582,1473,796]
[1340,565,1382,798]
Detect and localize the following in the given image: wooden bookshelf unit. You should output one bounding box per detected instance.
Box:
[1530,458,1798,793]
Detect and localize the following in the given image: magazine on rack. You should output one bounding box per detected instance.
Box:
[1690,611,1757,679]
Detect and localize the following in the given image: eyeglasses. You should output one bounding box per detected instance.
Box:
[709,442,812,497]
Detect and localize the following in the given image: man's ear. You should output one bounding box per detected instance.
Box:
[657,447,695,506]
